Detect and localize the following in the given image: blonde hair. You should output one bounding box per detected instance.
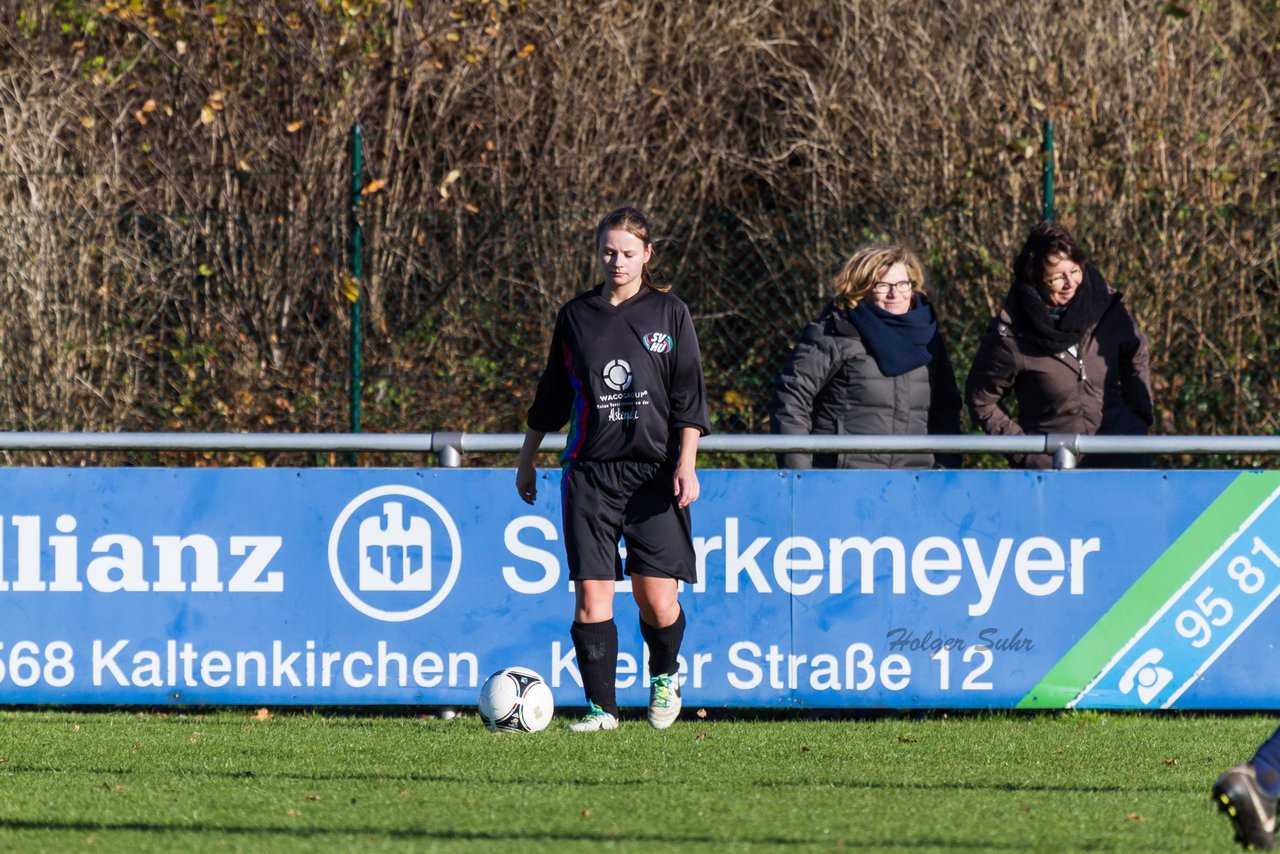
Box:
[832,244,925,310]
[595,206,667,292]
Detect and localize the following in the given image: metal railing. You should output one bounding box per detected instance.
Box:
[3,432,1280,469]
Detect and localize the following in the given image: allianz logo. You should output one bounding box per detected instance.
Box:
[0,486,463,624]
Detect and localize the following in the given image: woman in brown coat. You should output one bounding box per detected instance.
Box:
[965,221,1154,468]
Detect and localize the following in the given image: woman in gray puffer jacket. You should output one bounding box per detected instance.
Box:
[768,244,962,469]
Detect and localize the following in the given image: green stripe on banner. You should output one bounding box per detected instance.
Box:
[1017,470,1280,709]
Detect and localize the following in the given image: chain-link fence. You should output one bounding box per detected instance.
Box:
[0,194,1276,466]
[368,202,1280,448]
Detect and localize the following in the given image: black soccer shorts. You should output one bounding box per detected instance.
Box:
[561,459,697,583]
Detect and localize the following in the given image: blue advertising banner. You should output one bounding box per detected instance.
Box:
[0,468,1275,709]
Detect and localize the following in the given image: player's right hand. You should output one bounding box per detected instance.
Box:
[515,465,537,505]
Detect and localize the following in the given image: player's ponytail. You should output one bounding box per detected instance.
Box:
[596,206,668,292]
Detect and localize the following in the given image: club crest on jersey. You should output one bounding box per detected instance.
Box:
[643,332,673,353]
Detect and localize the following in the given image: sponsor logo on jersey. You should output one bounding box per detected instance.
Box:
[602,359,633,390]
[643,332,673,353]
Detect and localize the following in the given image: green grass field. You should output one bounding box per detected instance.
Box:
[0,708,1266,852]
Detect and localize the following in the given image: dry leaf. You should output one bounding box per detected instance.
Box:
[581,808,591,817]
[518,43,535,58]
[305,794,321,801]
[437,169,462,199]
[695,708,707,719]
[252,708,273,721]
[287,809,301,816]
[142,99,156,112]
[199,105,215,126]
[80,116,96,129]
[286,120,305,133]
[361,178,388,195]
[1126,813,1144,822]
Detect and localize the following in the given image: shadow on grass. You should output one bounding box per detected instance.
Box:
[0,762,1192,794]
[0,817,1023,849]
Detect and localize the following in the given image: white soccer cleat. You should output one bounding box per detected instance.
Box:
[647,673,682,729]
[565,701,619,732]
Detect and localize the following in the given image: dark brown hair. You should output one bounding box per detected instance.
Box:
[1014,221,1089,287]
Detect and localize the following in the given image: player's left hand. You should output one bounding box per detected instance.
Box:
[673,465,699,508]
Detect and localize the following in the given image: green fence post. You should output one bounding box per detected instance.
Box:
[1042,119,1055,222]
[348,123,364,464]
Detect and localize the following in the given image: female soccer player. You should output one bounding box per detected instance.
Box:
[515,207,710,731]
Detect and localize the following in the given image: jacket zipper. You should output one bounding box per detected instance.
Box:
[1060,348,1087,382]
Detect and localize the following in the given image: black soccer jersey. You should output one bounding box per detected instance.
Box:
[527,285,710,464]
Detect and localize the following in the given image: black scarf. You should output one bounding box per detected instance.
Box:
[1008,265,1113,354]
[847,299,938,377]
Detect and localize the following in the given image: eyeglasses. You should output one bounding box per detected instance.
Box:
[1044,268,1083,288]
[872,280,914,296]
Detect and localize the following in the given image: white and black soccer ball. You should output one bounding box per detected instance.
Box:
[477,667,554,733]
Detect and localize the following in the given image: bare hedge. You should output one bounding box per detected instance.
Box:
[0,1,1275,464]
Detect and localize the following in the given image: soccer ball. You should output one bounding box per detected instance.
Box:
[478,667,554,733]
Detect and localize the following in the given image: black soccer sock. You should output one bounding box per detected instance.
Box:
[640,606,685,678]
[570,619,618,717]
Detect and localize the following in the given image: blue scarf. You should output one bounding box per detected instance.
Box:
[847,300,938,377]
